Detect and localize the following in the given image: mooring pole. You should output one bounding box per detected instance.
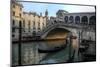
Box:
[70,34,72,59]
[78,31,81,56]
[18,21,22,65]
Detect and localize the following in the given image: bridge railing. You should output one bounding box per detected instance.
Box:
[36,21,95,36]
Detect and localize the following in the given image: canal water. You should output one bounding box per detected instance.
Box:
[12,39,83,66]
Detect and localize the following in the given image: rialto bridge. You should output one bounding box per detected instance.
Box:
[35,12,96,57]
[36,12,96,42]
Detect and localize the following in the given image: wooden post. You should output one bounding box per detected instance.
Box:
[78,31,81,56]
[18,21,22,65]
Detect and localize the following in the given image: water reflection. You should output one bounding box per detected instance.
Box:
[38,39,66,51]
[46,39,66,47]
[12,39,75,65]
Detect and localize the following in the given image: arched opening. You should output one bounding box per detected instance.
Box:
[54,20,57,23]
[89,16,96,25]
[28,21,31,32]
[64,16,68,23]
[75,16,80,24]
[39,27,78,53]
[46,28,70,39]
[69,16,74,23]
[41,28,71,52]
[81,16,88,24]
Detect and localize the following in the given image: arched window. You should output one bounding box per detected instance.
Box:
[22,20,25,32]
[75,16,80,24]
[54,20,57,23]
[64,16,68,23]
[23,20,25,28]
[38,22,40,31]
[89,16,96,25]
[33,21,35,26]
[28,21,30,32]
[19,20,22,26]
[69,16,74,23]
[81,16,88,24]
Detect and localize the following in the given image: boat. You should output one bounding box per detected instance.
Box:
[38,45,66,53]
[37,38,67,53]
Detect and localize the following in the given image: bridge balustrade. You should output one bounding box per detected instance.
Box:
[36,20,95,36]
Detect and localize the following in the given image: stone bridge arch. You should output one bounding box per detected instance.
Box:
[37,23,81,50]
[40,23,79,39]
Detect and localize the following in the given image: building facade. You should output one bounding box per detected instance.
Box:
[11,1,23,40]
[49,10,96,41]
[22,12,47,37]
[11,1,48,40]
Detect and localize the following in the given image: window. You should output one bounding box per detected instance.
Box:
[38,27,40,30]
[81,16,88,24]
[12,28,15,33]
[20,7,22,11]
[64,16,68,23]
[54,20,57,23]
[89,16,96,25]
[38,22,40,30]
[23,20,25,28]
[12,34,15,37]
[12,20,15,25]
[13,5,15,8]
[33,21,35,26]
[13,11,15,16]
[28,21,30,32]
[22,20,25,32]
[69,16,74,23]
[33,27,35,29]
[33,21,35,29]
[43,23,44,27]
[19,13,21,17]
[38,22,40,27]
[75,16,80,24]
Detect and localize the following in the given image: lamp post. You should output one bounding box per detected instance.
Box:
[18,21,22,65]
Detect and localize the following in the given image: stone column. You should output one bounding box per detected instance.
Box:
[73,30,82,62]
[67,32,72,60]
